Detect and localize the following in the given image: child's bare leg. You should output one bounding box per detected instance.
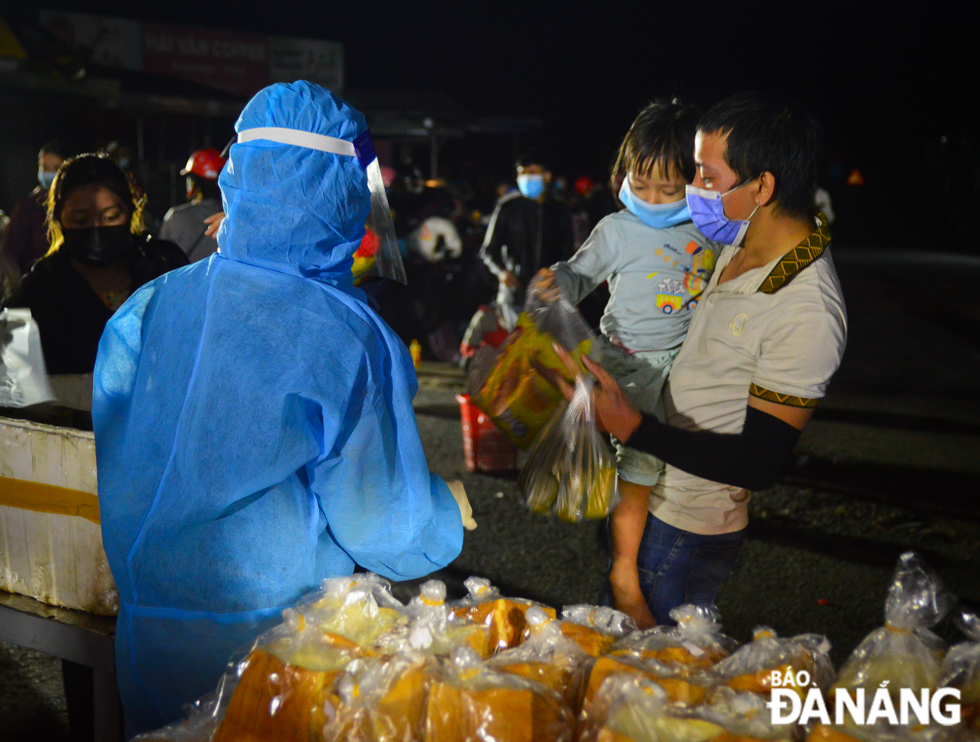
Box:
[609,477,656,629]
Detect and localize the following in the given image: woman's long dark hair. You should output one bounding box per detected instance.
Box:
[45,153,147,256]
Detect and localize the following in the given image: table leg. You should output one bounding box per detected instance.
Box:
[93,667,124,742]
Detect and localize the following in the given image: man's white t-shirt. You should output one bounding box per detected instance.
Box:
[649,216,847,535]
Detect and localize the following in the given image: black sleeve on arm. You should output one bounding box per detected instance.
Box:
[629,406,803,491]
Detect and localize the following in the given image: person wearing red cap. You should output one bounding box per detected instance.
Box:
[159,148,226,262]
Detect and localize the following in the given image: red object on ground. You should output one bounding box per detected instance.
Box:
[456,394,518,473]
[817,598,830,606]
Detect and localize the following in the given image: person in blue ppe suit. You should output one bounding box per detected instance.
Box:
[92,81,473,738]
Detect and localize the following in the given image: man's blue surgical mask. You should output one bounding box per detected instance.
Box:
[686,183,760,246]
[517,173,545,200]
[619,178,691,229]
[38,169,57,191]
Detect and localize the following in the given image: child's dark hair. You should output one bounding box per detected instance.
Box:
[613,99,700,183]
[697,92,822,220]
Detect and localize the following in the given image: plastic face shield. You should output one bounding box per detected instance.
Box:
[237,126,407,283]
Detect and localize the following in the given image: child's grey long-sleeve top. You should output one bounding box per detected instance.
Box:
[551,210,720,352]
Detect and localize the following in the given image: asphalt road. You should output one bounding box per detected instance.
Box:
[2,247,979,741]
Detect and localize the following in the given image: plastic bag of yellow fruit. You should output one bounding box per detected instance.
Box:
[468,289,596,449]
[453,577,557,654]
[424,646,576,742]
[519,375,618,522]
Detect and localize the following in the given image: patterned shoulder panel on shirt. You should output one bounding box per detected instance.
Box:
[749,383,819,408]
[758,213,832,295]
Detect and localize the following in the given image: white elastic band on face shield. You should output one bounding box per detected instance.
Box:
[236,126,407,284]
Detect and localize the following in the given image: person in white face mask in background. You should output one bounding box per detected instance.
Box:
[1,139,73,275]
[479,149,574,307]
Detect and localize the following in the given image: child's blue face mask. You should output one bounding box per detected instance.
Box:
[517,173,546,200]
[618,177,691,229]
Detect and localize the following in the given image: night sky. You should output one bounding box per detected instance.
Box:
[28,1,979,249]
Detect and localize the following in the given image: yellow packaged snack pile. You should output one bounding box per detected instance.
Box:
[520,376,618,522]
[940,611,980,731]
[453,577,557,654]
[578,674,730,742]
[811,552,954,742]
[712,625,834,702]
[424,646,576,742]
[488,606,590,709]
[606,605,736,706]
[559,605,638,658]
[468,291,595,449]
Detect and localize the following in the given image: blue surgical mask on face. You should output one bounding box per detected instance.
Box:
[618,177,691,229]
[517,173,545,200]
[685,183,760,246]
[38,170,57,191]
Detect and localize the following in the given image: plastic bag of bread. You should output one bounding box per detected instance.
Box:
[519,375,618,522]
[578,674,729,742]
[468,289,596,449]
[424,646,576,742]
[939,610,980,731]
[323,653,434,742]
[488,606,590,708]
[696,686,797,741]
[453,576,557,654]
[712,626,834,700]
[376,579,493,658]
[833,552,952,698]
[285,572,408,652]
[560,604,638,658]
[612,605,735,670]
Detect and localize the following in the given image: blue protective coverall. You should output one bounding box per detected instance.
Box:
[92,82,464,737]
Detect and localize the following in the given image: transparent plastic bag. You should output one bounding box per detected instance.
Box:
[578,674,729,742]
[468,288,596,449]
[833,552,952,697]
[519,376,618,523]
[424,646,576,742]
[611,605,736,670]
[452,576,557,654]
[696,686,797,740]
[375,579,493,659]
[488,606,591,709]
[323,653,434,742]
[560,605,638,658]
[940,610,980,730]
[712,626,834,700]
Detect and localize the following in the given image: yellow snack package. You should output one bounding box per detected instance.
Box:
[468,292,595,449]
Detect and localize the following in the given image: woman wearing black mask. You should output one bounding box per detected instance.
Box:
[6,154,188,374]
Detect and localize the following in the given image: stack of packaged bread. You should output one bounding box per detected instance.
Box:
[135,552,979,742]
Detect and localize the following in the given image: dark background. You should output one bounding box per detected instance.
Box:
[22,0,980,253]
